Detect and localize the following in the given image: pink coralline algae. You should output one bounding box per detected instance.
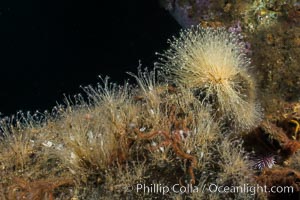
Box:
[228,21,252,55]
[228,21,242,34]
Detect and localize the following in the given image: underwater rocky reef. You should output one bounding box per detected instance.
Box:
[0,1,300,200]
[159,0,300,114]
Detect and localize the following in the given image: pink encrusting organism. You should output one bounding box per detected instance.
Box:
[228,21,252,55]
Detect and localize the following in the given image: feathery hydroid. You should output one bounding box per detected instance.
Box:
[157,26,261,130]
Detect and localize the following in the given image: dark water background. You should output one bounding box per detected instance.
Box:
[0,0,180,117]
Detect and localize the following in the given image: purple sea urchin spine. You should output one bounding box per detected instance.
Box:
[252,154,276,170]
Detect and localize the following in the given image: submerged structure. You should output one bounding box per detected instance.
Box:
[0,1,300,199]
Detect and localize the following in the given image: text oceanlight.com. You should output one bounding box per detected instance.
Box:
[127,183,294,195]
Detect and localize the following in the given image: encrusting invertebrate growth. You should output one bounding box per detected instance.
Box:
[255,167,300,197]
[156,25,261,130]
[8,178,74,200]
[129,68,200,185]
[135,128,197,184]
[2,24,300,199]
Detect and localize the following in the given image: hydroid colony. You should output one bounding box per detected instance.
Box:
[156,26,261,130]
[0,26,273,199]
